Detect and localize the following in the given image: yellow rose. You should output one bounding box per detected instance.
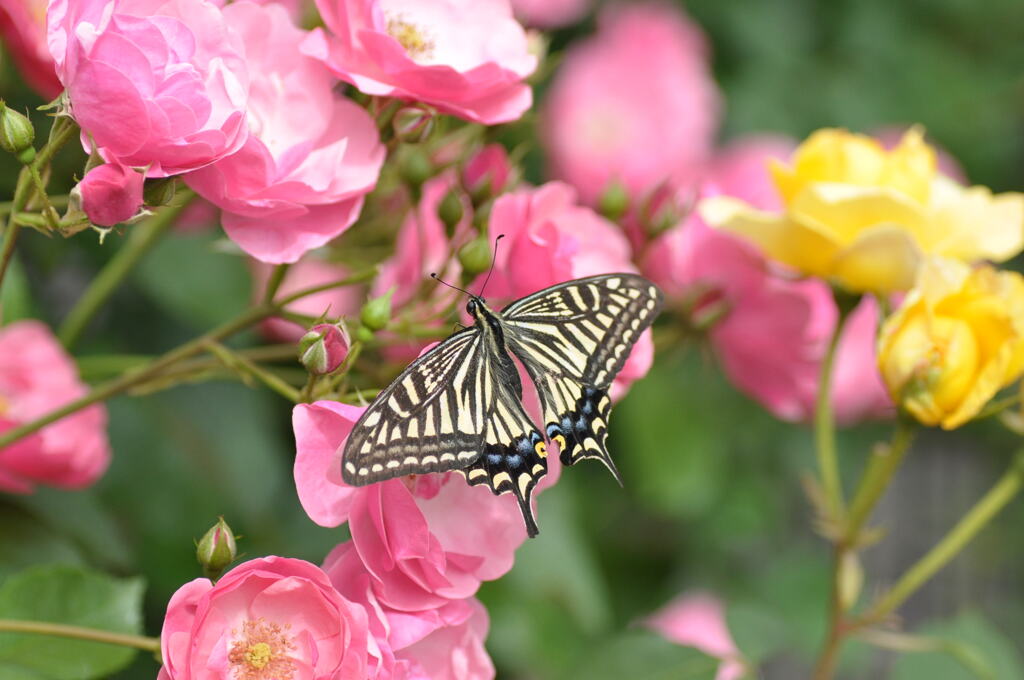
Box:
[699,128,1024,293]
[877,258,1024,429]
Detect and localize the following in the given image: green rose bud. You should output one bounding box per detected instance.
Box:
[392,106,435,144]
[196,517,237,581]
[597,180,629,222]
[398,147,433,190]
[361,289,394,331]
[0,101,36,164]
[458,234,493,277]
[438,188,465,236]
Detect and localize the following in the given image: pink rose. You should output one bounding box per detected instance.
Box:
[477,181,654,400]
[75,163,144,227]
[645,593,745,680]
[47,0,249,176]
[511,0,590,28]
[0,0,62,98]
[541,1,720,205]
[253,257,364,343]
[643,139,892,424]
[293,401,530,609]
[304,0,537,125]
[394,598,493,680]
[158,556,381,680]
[463,144,512,199]
[0,321,110,493]
[185,3,384,264]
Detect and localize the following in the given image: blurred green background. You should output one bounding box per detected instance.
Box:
[3,0,1024,678]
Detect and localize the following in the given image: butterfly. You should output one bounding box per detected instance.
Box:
[341,273,664,537]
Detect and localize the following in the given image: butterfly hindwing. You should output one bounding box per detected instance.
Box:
[459,364,548,537]
[501,274,663,481]
[341,328,490,484]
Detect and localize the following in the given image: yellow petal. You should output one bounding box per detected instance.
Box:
[880,127,936,205]
[699,196,840,276]
[942,341,1010,429]
[791,129,888,188]
[789,182,929,246]
[929,176,1024,263]
[831,224,922,293]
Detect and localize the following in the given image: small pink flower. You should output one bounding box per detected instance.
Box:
[542,1,720,205]
[511,0,590,28]
[185,2,384,264]
[478,181,654,400]
[643,138,892,425]
[0,0,62,98]
[158,556,381,680]
[75,163,144,227]
[293,401,531,608]
[47,0,249,176]
[304,0,537,125]
[0,321,110,493]
[253,257,364,343]
[646,592,745,680]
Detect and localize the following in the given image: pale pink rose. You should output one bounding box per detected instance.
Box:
[47,0,249,177]
[642,139,892,424]
[645,593,744,680]
[0,0,62,98]
[158,556,383,680]
[463,144,512,198]
[395,598,493,680]
[511,0,590,28]
[541,1,720,205]
[76,163,144,227]
[0,321,109,493]
[304,0,537,125]
[253,257,364,342]
[185,3,384,264]
[477,181,655,400]
[292,401,533,607]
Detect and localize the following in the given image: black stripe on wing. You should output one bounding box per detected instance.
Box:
[341,328,490,485]
[501,274,663,483]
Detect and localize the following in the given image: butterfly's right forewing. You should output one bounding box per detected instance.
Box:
[341,328,491,484]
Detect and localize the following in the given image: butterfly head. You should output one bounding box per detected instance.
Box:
[466,296,488,320]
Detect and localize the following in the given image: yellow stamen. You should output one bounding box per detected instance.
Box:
[386,15,435,61]
[227,619,295,680]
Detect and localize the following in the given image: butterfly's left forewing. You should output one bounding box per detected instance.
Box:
[501,274,663,481]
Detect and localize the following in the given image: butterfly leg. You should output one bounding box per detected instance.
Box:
[546,387,622,486]
[462,432,548,538]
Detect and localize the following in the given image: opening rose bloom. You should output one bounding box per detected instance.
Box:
[1,0,62,98]
[700,128,1024,294]
[159,556,384,680]
[476,181,654,400]
[185,3,384,263]
[74,163,145,227]
[542,1,720,206]
[292,401,534,610]
[0,321,110,493]
[47,0,249,176]
[643,138,891,425]
[304,0,536,125]
[878,257,1024,429]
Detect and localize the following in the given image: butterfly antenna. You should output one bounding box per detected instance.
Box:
[478,233,505,297]
[430,272,473,297]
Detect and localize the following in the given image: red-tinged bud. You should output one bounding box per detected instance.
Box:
[392,106,436,144]
[196,517,237,581]
[299,323,350,375]
[463,144,511,204]
[0,101,36,164]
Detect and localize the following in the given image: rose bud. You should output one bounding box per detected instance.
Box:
[299,323,350,375]
[196,517,237,581]
[360,289,394,332]
[0,101,35,164]
[392,105,436,144]
[74,164,145,227]
[463,144,512,204]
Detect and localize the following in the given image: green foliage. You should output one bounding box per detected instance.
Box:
[891,612,1024,680]
[0,565,144,680]
[571,631,719,680]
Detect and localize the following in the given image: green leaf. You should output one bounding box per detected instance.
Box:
[891,611,1024,680]
[571,630,720,680]
[0,564,145,680]
[0,505,83,582]
[0,256,36,324]
[726,602,789,663]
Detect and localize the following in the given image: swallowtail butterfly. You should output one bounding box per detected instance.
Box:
[342,273,664,536]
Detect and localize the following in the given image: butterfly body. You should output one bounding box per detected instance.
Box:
[342,273,664,537]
